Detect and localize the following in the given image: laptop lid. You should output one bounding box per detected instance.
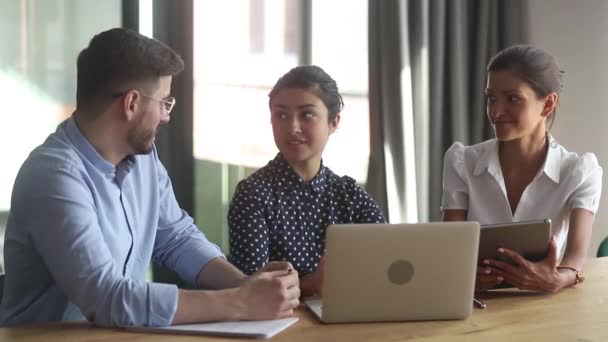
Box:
[314,222,480,323]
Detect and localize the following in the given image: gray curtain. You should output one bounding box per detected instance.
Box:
[426,0,529,220]
[367,0,415,223]
[367,0,529,222]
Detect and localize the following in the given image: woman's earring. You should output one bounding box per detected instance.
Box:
[547,132,558,148]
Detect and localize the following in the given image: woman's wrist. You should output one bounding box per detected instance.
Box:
[299,271,321,297]
[555,267,578,290]
[557,266,584,285]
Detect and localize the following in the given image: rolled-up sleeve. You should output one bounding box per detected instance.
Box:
[16,162,178,327]
[152,158,224,285]
[441,142,469,211]
[342,176,386,223]
[568,153,603,214]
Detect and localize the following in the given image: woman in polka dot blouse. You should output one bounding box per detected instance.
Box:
[228,65,386,296]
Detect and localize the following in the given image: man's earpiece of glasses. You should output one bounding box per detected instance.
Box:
[112,91,176,116]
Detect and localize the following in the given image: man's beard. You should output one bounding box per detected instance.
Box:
[127,125,156,155]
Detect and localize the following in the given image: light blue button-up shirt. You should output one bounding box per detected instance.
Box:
[0,117,224,327]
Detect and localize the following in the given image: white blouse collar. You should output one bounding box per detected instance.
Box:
[472,134,562,183]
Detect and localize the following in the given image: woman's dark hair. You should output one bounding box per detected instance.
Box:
[268,65,344,121]
[76,28,184,112]
[487,45,564,127]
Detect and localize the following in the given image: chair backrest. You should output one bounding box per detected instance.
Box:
[598,237,608,257]
[0,273,4,304]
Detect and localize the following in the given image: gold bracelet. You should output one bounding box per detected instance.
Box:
[556,266,585,285]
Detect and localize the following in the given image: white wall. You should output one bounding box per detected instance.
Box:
[529,0,608,257]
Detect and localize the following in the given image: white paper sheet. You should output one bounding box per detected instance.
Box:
[128,317,299,339]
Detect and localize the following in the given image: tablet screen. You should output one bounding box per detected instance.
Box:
[478,219,551,265]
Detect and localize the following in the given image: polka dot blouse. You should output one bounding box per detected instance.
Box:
[228,153,386,275]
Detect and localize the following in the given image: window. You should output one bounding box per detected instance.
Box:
[193,0,369,251]
[0,0,120,272]
[311,0,368,182]
[194,0,300,167]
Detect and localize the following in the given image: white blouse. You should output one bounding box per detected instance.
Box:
[441,136,603,254]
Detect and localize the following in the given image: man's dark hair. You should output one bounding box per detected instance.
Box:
[76,27,184,111]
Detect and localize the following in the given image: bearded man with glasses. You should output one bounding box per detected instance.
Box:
[0,28,299,328]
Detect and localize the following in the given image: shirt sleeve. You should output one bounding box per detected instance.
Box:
[441,142,469,211]
[152,154,225,285]
[228,180,270,275]
[346,179,387,223]
[568,153,603,214]
[14,159,177,327]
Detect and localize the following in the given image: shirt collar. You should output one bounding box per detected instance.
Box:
[543,134,561,183]
[64,116,116,176]
[310,163,328,193]
[272,153,328,193]
[473,135,561,183]
[473,139,500,177]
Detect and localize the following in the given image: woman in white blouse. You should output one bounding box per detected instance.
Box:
[442,45,602,293]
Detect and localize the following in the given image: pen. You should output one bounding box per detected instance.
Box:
[473,298,487,309]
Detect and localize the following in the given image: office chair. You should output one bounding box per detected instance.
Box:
[598,237,608,257]
[0,273,4,303]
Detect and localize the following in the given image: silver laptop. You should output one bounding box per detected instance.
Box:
[304,222,480,323]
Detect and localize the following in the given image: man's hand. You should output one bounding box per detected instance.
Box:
[235,261,300,320]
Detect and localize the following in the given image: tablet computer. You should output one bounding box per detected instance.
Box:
[478,219,551,265]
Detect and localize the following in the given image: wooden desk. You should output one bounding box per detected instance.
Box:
[2,257,608,341]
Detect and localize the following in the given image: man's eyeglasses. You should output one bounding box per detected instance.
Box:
[112,91,176,117]
[141,94,176,117]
